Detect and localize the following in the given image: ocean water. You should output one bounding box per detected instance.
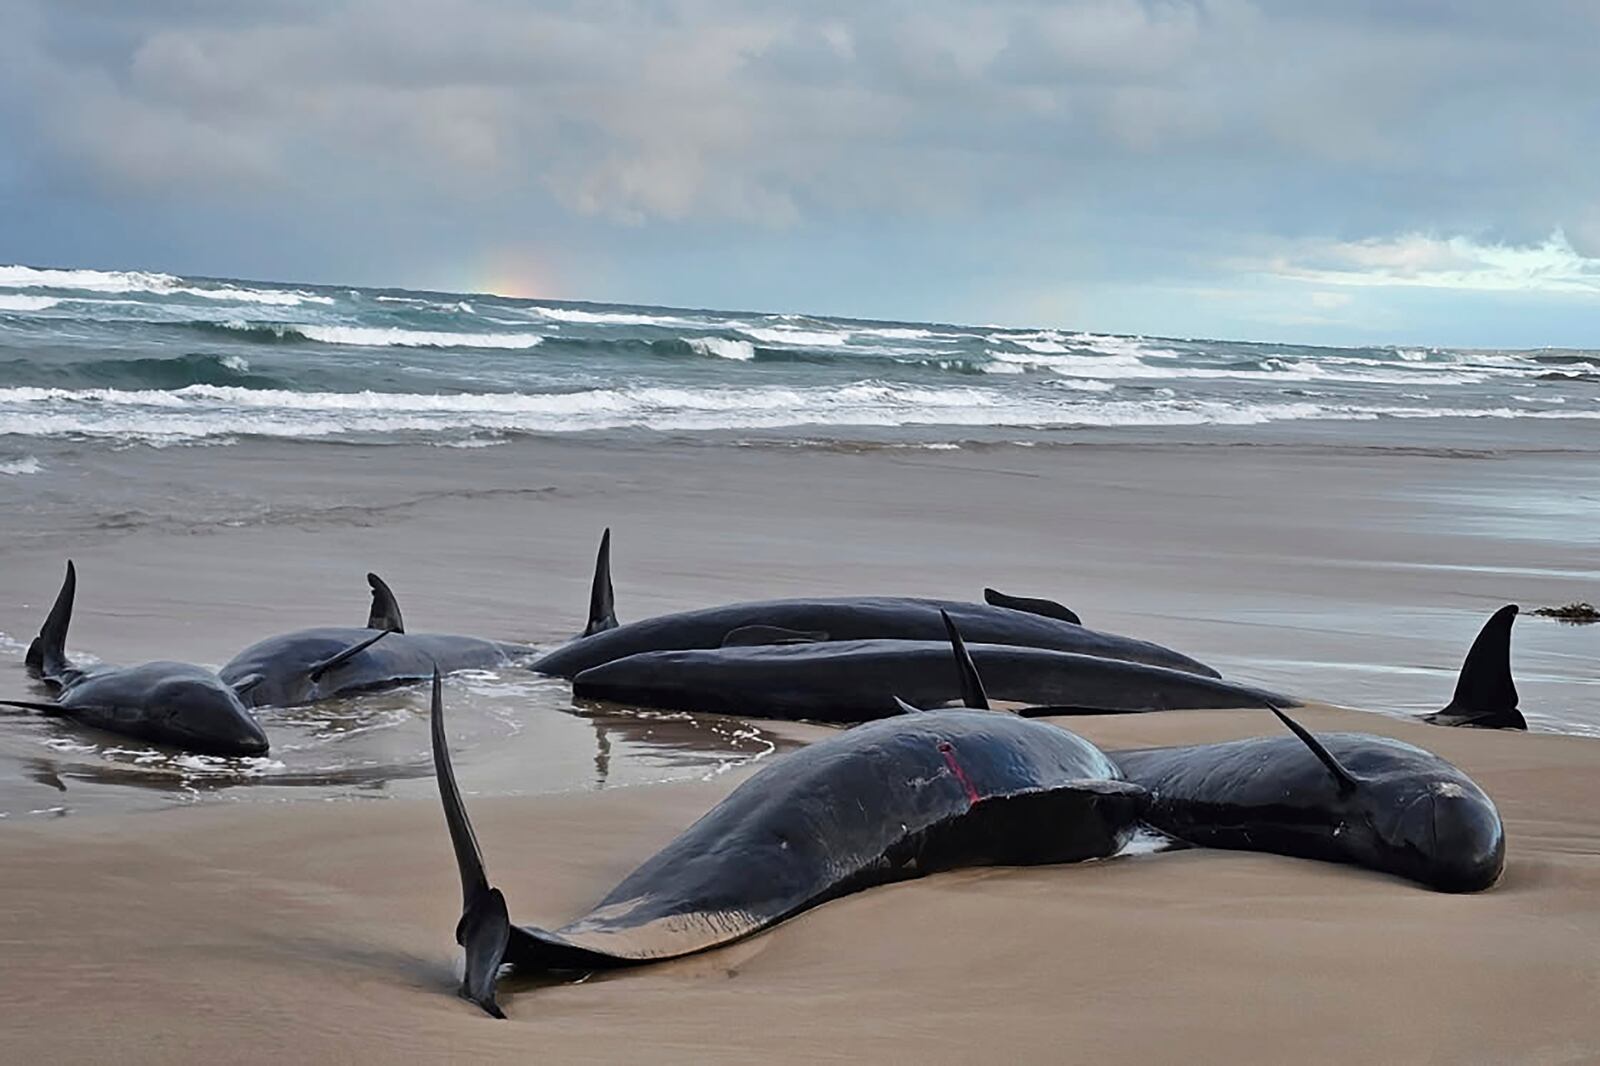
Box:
[0,263,1596,817]
[1,263,1596,456]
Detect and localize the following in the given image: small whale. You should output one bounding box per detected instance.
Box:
[1113,706,1505,892]
[4,562,268,756]
[533,530,1216,679]
[219,572,534,708]
[573,637,1291,721]
[431,615,1147,1017]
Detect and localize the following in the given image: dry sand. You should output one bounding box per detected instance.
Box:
[1,437,1597,1062]
[2,705,1597,1064]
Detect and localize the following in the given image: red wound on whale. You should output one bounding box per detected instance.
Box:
[937,741,981,805]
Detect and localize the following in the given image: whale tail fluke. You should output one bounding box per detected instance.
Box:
[29,561,76,682]
[1426,605,1525,730]
[430,669,512,1018]
[366,573,405,633]
[582,528,618,638]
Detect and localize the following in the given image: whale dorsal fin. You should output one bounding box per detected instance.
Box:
[28,561,76,681]
[583,528,618,638]
[582,528,617,633]
[308,629,391,683]
[429,669,512,1018]
[983,588,1081,626]
[1438,605,1522,729]
[721,626,829,647]
[1271,706,1360,795]
[940,610,990,710]
[366,573,405,633]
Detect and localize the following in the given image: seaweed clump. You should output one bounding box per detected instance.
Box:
[1531,602,1600,624]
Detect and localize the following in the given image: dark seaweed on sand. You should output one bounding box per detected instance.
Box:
[1530,602,1600,624]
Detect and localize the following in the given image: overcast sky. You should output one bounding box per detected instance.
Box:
[4,1,1598,346]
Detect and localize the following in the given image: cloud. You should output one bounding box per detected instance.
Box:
[1258,231,1600,296]
[5,2,1594,226]
[1,1,1597,343]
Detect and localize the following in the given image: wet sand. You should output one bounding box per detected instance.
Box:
[1,705,1597,1063]
[0,434,1597,1060]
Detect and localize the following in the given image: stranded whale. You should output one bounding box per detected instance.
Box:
[533,529,1217,679]
[220,573,535,708]
[535,594,1215,679]
[3,562,269,756]
[1113,707,1505,892]
[432,621,1146,1017]
[572,637,1290,721]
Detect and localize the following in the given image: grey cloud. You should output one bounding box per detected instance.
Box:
[2,0,1597,339]
[9,1,1597,229]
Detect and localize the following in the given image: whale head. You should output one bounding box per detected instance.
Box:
[1365,776,1505,892]
[144,667,271,757]
[1270,707,1504,892]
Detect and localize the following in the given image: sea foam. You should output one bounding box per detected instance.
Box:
[0,294,60,312]
[687,337,756,361]
[0,264,333,306]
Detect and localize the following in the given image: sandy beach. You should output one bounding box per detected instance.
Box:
[1,434,1597,1062]
[7,3,1598,1059]
[1,705,1597,1063]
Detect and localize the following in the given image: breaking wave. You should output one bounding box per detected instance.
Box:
[2,261,1596,449]
[211,321,546,349]
[0,264,332,306]
[0,294,60,312]
[2,380,1595,445]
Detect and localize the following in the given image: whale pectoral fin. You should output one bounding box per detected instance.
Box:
[940,611,989,710]
[721,626,829,647]
[983,588,1082,626]
[0,698,68,717]
[307,629,392,683]
[1270,706,1363,795]
[582,528,619,638]
[1014,704,1126,718]
[229,673,266,697]
[366,572,405,633]
[891,696,928,715]
[1433,604,1523,730]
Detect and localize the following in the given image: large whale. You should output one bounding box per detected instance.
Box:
[1113,706,1505,892]
[219,573,535,709]
[572,637,1290,722]
[2,562,269,756]
[431,622,1146,1017]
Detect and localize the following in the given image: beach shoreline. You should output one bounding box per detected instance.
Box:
[2,431,1597,818]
